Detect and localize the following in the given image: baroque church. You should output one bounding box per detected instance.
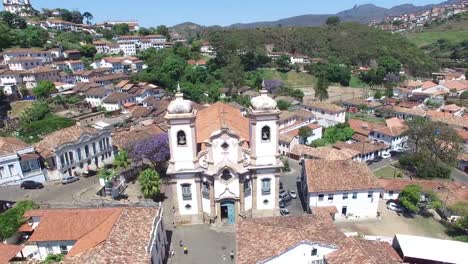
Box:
[3,0,33,17]
[165,85,283,224]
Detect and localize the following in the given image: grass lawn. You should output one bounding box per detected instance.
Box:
[261,69,316,87]
[374,165,406,179]
[348,112,386,124]
[18,114,75,143]
[406,31,468,47]
[349,76,369,88]
[8,100,34,118]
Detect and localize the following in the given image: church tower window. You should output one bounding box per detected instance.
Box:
[177,131,187,146]
[261,126,271,142]
[221,169,232,181]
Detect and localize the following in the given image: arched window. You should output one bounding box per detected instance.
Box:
[177,130,187,146]
[261,126,271,142]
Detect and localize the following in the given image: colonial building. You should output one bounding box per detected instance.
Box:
[301,159,383,220]
[35,125,114,180]
[3,0,33,17]
[0,137,45,186]
[166,85,283,225]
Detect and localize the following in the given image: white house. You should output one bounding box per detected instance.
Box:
[279,123,323,155]
[91,57,124,73]
[101,92,136,111]
[7,57,43,71]
[369,117,408,151]
[2,48,53,63]
[0,137,46,186]
[119,42,137,56]
[0,69,23,95]
[236,214,402,264]
[301,159,383,220]
[302,102,346,127]
[166,86,283,225]
[35,125,114,180]
[21,206,166,263]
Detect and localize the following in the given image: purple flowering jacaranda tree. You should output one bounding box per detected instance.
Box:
[130,133,170,172]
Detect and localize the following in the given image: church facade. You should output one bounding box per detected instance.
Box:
[165,86,283,225]
[3,0,33,17]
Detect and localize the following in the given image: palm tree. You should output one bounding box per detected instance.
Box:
[82,12,93,25]
[98,168,115,186]
[114,150,130,172]
[138,169,161,199]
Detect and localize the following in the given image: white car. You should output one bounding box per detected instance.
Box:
[289,190,297,199]
[382,152,391,159]
[387,202,404,212]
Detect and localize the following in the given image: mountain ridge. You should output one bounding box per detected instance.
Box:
[172,0,460,33]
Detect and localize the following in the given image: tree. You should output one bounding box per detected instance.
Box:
[32,81,55,99]
[138,27,151,36]
[379,56,401,74]
[138,168,162,199]
[399,184,422,213]
[314,76,329,101]
[114,150,131,171]
[0,22,14,51]
[43,254,64,263]
[70,11,84,24]
[326,16,341,26]
[276,54,291,70]
[14,26,48,48]
[79,44,97,58]
[130,133,170,171]
[374,90,383,99]
[156,25,170,39]
[0,11,26,29]
[277,100,292,110]
[298,126,313,144]
[82,11,93,25]
[112,24,130,35]
[0,200,38,240]
[221,56,245,88]
[98,168,116,186]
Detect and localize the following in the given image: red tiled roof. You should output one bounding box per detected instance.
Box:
[0,137,29,156]
[304,160,382,193]
[0,244,23,264]
[195,102,249,143]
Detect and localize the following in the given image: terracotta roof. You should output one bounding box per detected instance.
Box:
[334,141,389,155]
[8,57,42,62]
[397,101,421,109]
[236,215,346,264]
[0,244,23,264]
[65,207,158,264]
[440,104,462,112]
[457,129,468,140]
[304,159,382,193]
[35,125,100,154]
[391,106,426,117]
[430,115,468,128]
[325,237,402,264]
[291,145,359,161]
[129,106,153,118]
[444,80,468,91]
[195,102,249,143]
[84,87,110,97]
[343,99,383,108]
[102,92,133,103]
[349,119,385,136]
[303,101,345,113]
[421,81,438,90]
[2,48,46,54]
[112,126,164,149]
[378,179,468,206]
[27,66,58,74]
[0,137,29,156]
[373,118,408,137]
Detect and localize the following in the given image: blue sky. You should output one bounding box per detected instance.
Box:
[4,0,442,26]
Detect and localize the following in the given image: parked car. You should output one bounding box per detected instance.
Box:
[20,181,44,189]
[373,156,383,162]
[279,189,287,197]
[387,202,404,213]
[279,193,292,207]
[280,208,290,216]
[382,152,391,159]
[289,190,297,199]
[61,176,79,185]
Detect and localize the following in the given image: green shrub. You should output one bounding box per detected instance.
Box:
[0,201,38,240]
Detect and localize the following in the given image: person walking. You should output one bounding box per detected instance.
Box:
[183,246,188,255]
[179,240,183,247]
[230,250,234,261]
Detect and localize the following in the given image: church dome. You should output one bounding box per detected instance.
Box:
[250,89,277,111]
[167,83,193,114]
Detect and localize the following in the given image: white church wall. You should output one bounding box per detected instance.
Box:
[169,123,196,171]
[256,170,276,210]
[255,119,278,166]
[211,136,240,165]
[244,193,252,211]
[176,177,198,215]
[214,176,240,199]
[202,196,211,214]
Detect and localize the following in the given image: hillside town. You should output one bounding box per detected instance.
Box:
[370,0,468,32]
[0,0,467,264]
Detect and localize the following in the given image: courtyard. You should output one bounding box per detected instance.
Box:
[335,200,450,239]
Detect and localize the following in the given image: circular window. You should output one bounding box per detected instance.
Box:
[221,169,232,181]
[185,204,192,209]
[221,142,229,150]
[263,199,269,205]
